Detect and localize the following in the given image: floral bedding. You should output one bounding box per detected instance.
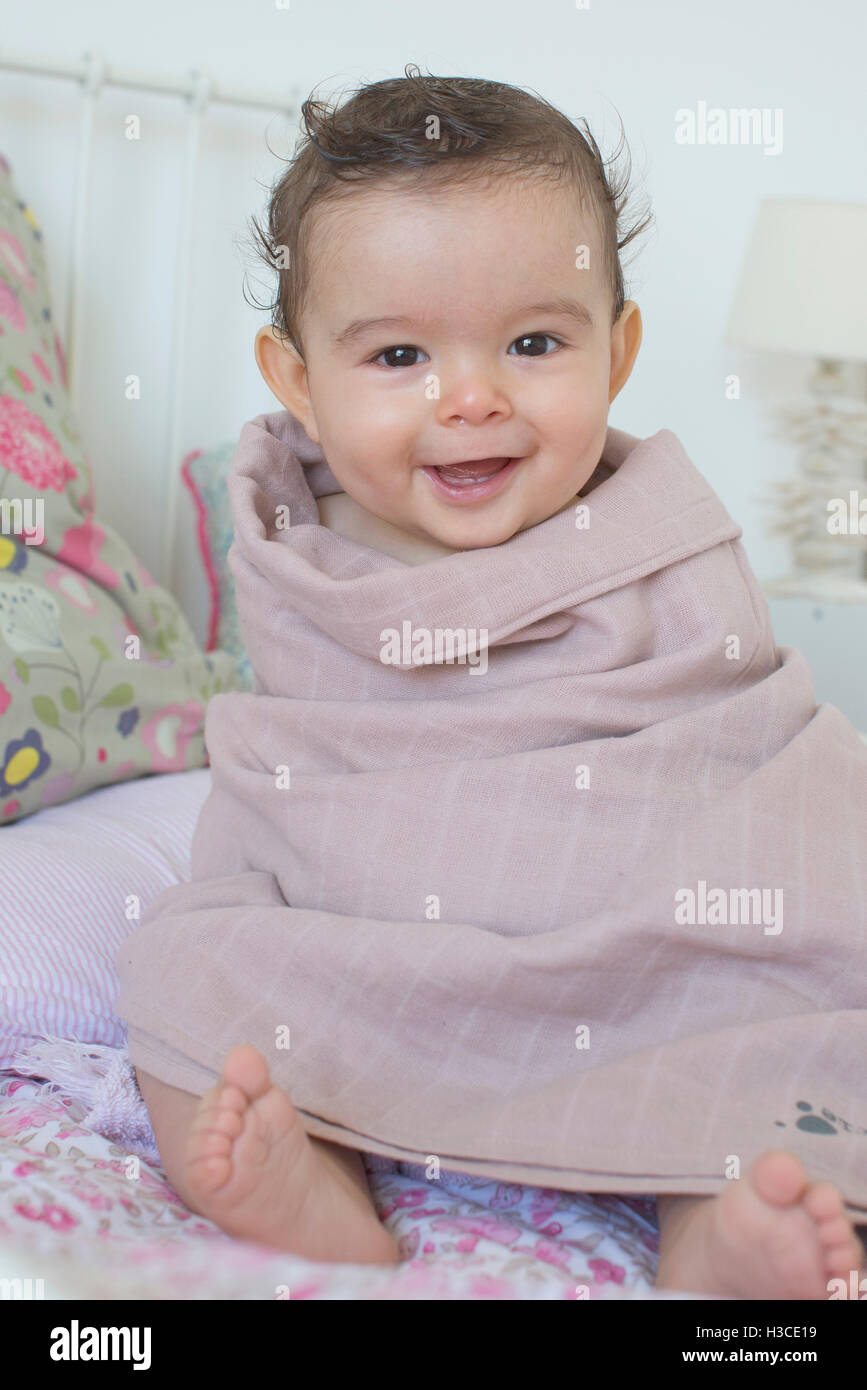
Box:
[0,1070,705,1301]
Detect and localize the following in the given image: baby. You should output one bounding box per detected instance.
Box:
[129,68,865,1297]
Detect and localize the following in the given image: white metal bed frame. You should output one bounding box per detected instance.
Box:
[0,48,299,593]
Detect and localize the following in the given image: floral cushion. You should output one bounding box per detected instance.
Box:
[181,444,252,691]
[0,151,241,823]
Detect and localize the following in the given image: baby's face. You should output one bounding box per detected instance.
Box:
[258,174,641,551]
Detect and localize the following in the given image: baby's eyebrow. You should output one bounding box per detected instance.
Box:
[332,315,417,347]
[332,295,595,347]
[512,297,595,331]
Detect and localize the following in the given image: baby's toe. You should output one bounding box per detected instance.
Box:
[817,1214,855,1249]
[804,1180,845,1224]
[191,1092,246,1139]
[749,1150,807,1207]
[825,1231,863,1275]
[221,1044,272,1100]
[188,1124,235,1163]
[211,1081,250,1117]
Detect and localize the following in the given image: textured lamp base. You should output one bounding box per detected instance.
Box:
[765,594,867,735]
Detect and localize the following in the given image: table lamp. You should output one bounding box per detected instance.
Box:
[725,197,867,598]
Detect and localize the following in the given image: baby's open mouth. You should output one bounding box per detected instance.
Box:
[433,457,511,483]
[421,457,520,502]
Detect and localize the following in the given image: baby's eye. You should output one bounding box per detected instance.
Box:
[370,345,429,368]
[508,332,563,357]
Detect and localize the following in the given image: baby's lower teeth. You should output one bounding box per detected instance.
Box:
[437,465,504,484]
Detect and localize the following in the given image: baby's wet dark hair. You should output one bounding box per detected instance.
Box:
[246,64,653,359]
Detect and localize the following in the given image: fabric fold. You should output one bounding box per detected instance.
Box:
[116,409,867,1218]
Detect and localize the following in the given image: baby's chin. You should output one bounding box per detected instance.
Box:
[427,491,581,545]
[408,507,548,553]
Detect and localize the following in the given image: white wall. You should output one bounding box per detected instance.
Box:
[1,0,865,618]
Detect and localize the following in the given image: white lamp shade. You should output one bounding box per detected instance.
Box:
[725,198,867,362]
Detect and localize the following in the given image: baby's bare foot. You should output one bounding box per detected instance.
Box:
[183,1044,399,1264]
[656,1150,864,1299]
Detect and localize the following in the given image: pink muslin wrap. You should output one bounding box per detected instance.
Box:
[116,410,867,1218]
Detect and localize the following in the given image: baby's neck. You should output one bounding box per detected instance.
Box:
[316,491,457,565]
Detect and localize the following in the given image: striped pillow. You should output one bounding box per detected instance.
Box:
[0,767,210,1072]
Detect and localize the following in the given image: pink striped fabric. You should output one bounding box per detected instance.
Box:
[0,770,210,1071]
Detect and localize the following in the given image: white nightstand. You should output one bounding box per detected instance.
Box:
[765,596,867,737]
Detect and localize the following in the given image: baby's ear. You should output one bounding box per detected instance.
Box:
[608,301,642,404]
[254,325,317,437]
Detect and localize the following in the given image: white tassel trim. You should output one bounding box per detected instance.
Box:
[9,1035,161,1166]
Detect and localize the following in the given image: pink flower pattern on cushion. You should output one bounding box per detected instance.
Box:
[0,394,78,490]
[139,701,203,772]
[0,227,36,292]
[54,518,119,589]
[0,279,26,333]
[30,350,53,385]
[0,154,241,823]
